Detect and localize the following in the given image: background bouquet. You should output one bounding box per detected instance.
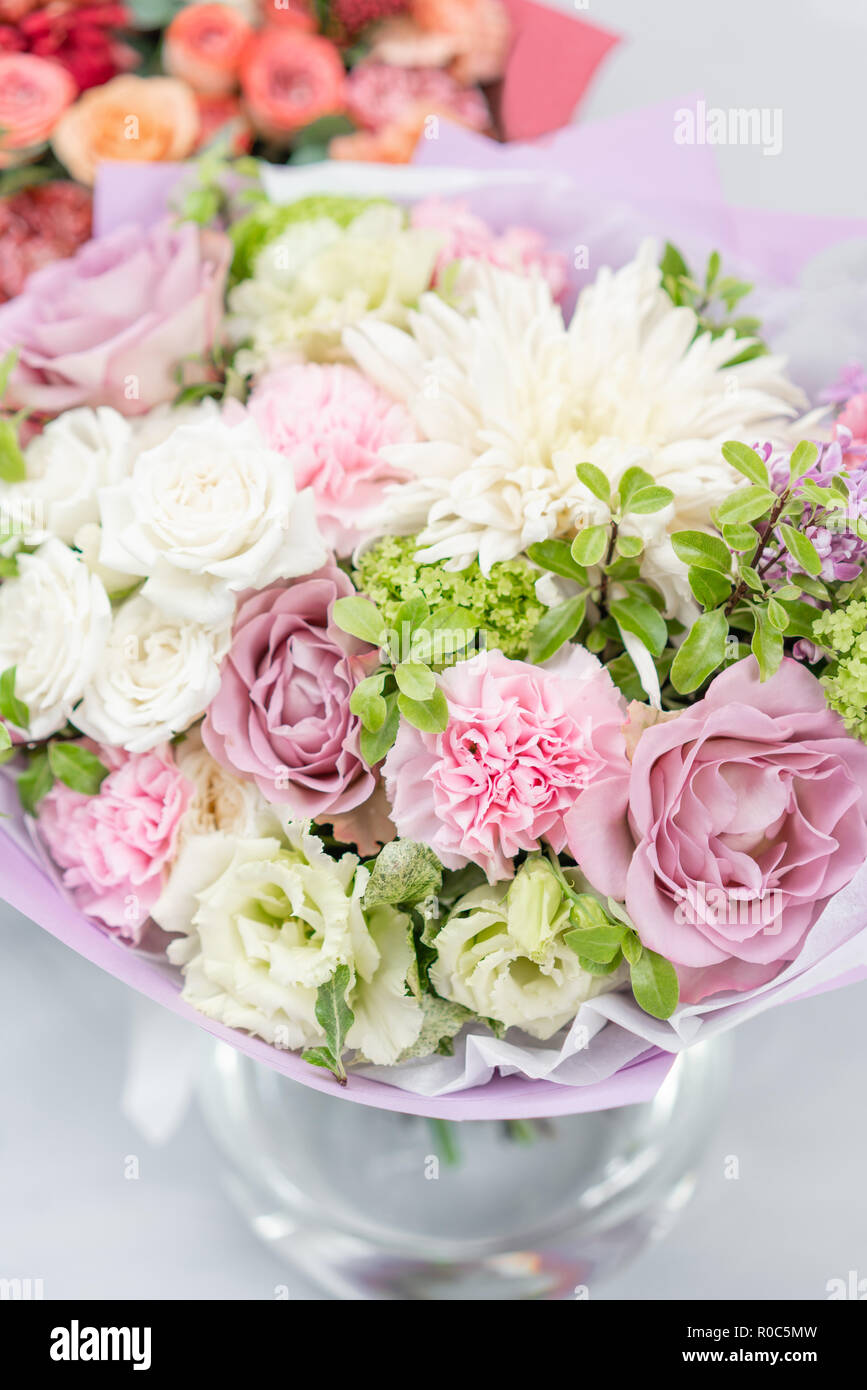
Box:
[2,106,867,1120]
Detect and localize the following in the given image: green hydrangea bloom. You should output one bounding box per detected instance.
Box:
[355,536,545,660]
[229,194,394,284]
[814,585,867,740]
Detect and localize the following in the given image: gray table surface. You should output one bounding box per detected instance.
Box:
[2,0,866,1301]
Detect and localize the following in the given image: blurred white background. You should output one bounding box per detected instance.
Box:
[2,0,866,1300]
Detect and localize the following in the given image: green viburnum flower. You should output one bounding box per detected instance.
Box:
[229,194,391,284]
[814,583,867,741]
[428,858,624,1040]
[355,535,545,660]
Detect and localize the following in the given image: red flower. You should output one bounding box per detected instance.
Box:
[333,0,408,34]
[241,28,346,140]
[3,1,138,93]
[0,181,92,303]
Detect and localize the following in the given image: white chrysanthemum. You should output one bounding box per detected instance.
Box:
[0,538,110,739]
[72,595,231,753]
[156,820,423,1064]
[97,415,327,624]
[346,243,806,613]
[227,204,441,375]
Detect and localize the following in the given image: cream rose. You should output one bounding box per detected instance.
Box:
[72,595,232,753]
[97,415,328,624]
[0,538,110,739]
[156,819,423,1064]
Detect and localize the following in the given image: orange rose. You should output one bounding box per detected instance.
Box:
[51,74,200,185]
[240,29,345,141]
[164,3,254,97]
[0,54,76,168]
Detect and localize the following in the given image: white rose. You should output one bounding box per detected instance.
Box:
[72,595,232,753]
[156,819,423,1064]
[1,406,132,546]
[127,397,223,461]
[176,725,279,839]
[97,416,328,624]
[0,538,110,740]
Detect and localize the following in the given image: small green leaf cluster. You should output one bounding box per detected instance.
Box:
[659,243,768,366]
[0,349,28,485]
[302,965,354,1085]
[526,463,674,688]
[0,666,109,811]
[670,440,840,693]
[333,593,475,765]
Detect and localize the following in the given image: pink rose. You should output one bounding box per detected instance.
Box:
[0,217,230,416]
[835,391,867,466]
[202,563,377,817]
[566,658,867,1004]
[410,198,567,300]
[38,743,191,941]
[383,646,628,882]
[247,363,415,554]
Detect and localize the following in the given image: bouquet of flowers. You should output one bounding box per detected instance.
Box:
[2,121,867,1118]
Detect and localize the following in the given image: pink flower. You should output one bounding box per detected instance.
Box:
[383,647,628,882]
[411,198,567,300]
[38,743,191,941]
[344,62,490,134]
[247,363,415,555]
[0,217,230,416]
[835,391,867,458]
[203,562,377,818]
[566,658,867,1004]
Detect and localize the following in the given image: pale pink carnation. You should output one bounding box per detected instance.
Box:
[411,197,567,300]
[246,363,416,554]
[383,646,628,882]
[38,743,191,941]
[344,61,490,133]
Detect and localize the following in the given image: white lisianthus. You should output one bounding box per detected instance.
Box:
[156,820,423,1064]
[228,203,441,374]
[346,244,805,608]
[0,538,110,739]
[97,415,328,624]
[430,859,624,1041]
[71,595,232,753]
[1,406,132,546]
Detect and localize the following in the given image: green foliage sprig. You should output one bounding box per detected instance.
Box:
[659,243,768,366]
[0,665,109,811]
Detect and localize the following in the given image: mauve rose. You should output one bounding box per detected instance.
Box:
[566,658,867,1004]
[0,217,230,416]
[202,563,376,818]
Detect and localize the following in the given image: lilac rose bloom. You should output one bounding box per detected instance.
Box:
[202,563,377,819]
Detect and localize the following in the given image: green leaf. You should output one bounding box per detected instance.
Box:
[721,522,759,552]
[526,540,588,585]
[789,440,819,482]
[47,742,109,796]
[621,930,643,966]
[688,566,732,611]
[751,610,784,682]
[349,673,388,732]
[737,562,764,593]
[721,440,769,487]
[717,485,777,525]
[398,687,448,734]
[395,662,436,701]
[705,249,721,290]
[363,839,442,909]
[18,751,53,816]
[394,596,430,635]
[670,609,729,694]
[671,529,732,573]
[564,923,625,965]
[660,241,689,283]
[303,965,354,1084]
[616,533,644,558]
[792,574,828,601]
[575,461,611,504]
[624,485,674,515]
[778,523,822,577]
[571,525,608,567]
[630,947,679,1020]
[359,692,399,765]
[0,348,19,401]
[527,595,586,665]
[0,665,28,730]
[331,596,387,646]
[0,723,11,753]
[0,418,26,484]
[773,598,818,641]
[574,952,624,976]
[766,597,790,632]
[609,597,668,658]
[617,466,655,512]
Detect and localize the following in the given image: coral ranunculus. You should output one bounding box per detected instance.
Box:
[164,3,253,97]
[0,181,91,303]
[51,73,199,184]
[0,53,76,167]
[240,29,346,139]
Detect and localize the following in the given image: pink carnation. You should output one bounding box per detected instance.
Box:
[566,658,867,1004]
[383,646,628,882]
[835,391,867,462]
[411,197,567,300]
[38,744,191,941]
[246,363,416,555]
[344,61,490,133]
